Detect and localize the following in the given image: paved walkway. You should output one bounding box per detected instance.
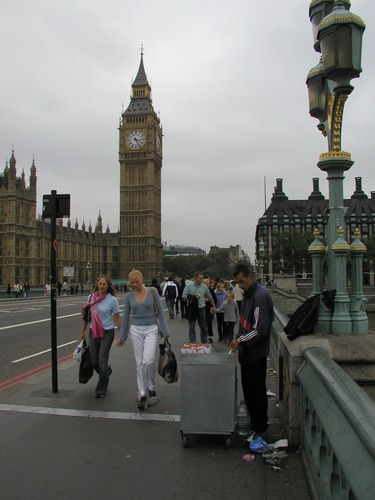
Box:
[0,313,311,500]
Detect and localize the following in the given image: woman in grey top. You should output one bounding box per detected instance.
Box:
[117,269,169,411]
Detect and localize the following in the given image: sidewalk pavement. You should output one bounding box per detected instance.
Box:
[0,314,311,500]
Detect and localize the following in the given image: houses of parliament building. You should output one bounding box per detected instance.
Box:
[0,51,163,287]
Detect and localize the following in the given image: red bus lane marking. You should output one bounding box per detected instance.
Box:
[0,353,73,391]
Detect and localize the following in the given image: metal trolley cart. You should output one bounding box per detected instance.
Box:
[180,350,237,449]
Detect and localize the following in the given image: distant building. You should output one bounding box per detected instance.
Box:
[255,177,375,282]
[163,244,206,257]
[209,245,249,267]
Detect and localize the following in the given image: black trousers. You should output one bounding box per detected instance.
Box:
[216,312,224,340]
[223,321,235,341]
[240,355,268,434]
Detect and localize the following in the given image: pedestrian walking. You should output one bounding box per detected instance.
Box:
[162,276,178,319]
[182,272,215,344]
[215,282,227,342]
[233,282,244,313]
[174,276,183,315]
[81,275,121,399]
[203,279,215,343]
[151,277,162,296]
[179,278,187,317]
[117,269,170,412]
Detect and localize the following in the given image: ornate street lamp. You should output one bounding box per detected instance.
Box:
[307,1,365,151]
[306,0,366,335]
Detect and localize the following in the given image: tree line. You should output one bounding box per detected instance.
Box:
[163,248,251,280]
[163,232,375,282]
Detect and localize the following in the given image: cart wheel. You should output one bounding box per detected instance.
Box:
[224,435,233,449]
[181,433,189,448]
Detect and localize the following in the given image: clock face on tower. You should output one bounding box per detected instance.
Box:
[126,130,146,149]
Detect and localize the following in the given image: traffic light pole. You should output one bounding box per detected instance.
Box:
[50,190,58,393]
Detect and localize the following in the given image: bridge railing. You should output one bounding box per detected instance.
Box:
[298,347,375,499]
[270,307,375,499]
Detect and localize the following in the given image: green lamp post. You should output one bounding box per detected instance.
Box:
[306,0,366,335]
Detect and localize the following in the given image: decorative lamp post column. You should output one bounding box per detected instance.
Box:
[331,226,352,334]
[307,0,366,335]
[350,228,368,334]
[308,228,326,296]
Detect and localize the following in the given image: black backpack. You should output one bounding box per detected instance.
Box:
[165,284,177,299]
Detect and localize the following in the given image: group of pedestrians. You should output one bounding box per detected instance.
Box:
[9,282,30,298]
[79,264,274,441]
[163,273,244,346]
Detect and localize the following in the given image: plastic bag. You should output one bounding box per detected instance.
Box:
[79,341,93,384]
[73,340,84,362]
[158,338,178,384]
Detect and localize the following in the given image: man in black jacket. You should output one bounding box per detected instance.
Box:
[230,264,274,438]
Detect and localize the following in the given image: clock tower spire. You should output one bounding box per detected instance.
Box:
[118,48,163,280]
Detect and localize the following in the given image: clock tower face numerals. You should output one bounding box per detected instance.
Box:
[126,130,146,150]
[156,133,161,153]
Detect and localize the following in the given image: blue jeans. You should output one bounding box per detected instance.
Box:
[188,307,207,343]
[166,298,175,316]
[89,329,114,396]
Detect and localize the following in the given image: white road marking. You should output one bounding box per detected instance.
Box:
[17,307,45,311]
[0,313,81,331]
[0,404,180,422]
[12,340,78,363]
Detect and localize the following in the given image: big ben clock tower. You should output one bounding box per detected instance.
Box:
[118,48,163,280]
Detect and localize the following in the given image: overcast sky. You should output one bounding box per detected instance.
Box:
[1,0,374,259]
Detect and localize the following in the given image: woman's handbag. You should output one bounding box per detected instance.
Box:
[79,340,93,384]
[82,294,92,323]
[158,338,178,384]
